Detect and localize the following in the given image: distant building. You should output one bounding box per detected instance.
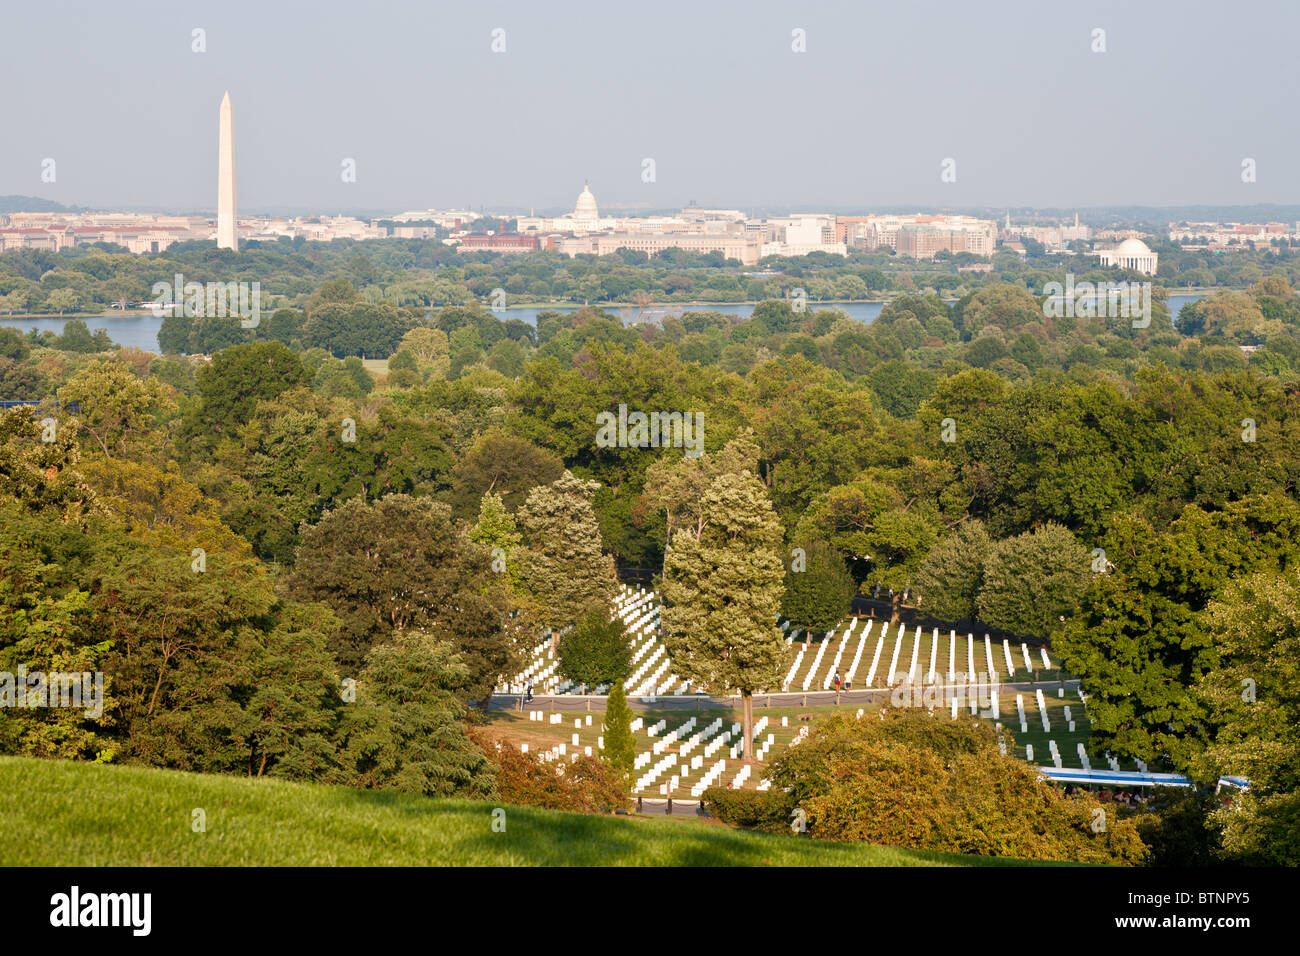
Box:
[1003,213,1090,250]
[896,221,997,259]
[1096,238,1158,274]
[556,232,762,265]
[456,234,548,253]
[0,228,71,252]
[1168,221,1289,245]
[516,182,617,235]
[760,215,846,257]
[844,214,996,258]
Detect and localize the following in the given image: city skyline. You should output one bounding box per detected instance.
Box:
[3,0,1299,212]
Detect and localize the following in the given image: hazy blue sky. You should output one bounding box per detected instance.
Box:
[3,0,1297,214]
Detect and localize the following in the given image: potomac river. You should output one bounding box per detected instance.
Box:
[3,295,1208,355]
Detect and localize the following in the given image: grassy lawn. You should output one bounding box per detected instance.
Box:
[0,756,1033,867]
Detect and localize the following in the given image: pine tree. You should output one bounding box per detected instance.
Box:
[602,681,635,788]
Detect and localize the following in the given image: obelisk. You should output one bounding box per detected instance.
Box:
[216,91,238,251]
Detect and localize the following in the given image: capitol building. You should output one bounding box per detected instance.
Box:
[515,182,616,235]
[1096,237,1158,274]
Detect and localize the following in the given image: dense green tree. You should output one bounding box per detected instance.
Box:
[57,360,174,458]
[448,429,564,518]
[287,494,514,694]
[796,477,939,622]
[303,302,410,358]
[1056,496,1300,767]
[516,471,618,631]
[469,491,524,588]
[914,519,993,623]
[867,360,940,418]
[780,539,857,633]
[1187,569,1300,864]
[976,523,1090,639]
[182,341,307,449]
[332,631,496,797]
[661,470,785,761]
[557,608,631,690]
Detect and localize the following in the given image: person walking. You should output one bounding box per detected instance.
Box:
[833,670,842,704]
[525,678,534,704]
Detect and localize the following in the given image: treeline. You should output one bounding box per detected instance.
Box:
[3,232,1300,320]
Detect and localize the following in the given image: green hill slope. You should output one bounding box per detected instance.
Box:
[0,756,1037,866]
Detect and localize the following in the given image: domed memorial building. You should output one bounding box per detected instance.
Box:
[1096,237,1158,274]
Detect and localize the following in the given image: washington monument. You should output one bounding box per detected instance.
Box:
[217,91,238,251]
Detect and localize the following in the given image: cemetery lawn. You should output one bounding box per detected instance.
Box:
[1,755,1039,867]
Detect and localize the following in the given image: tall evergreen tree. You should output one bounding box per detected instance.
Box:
[661,470,785,763]
[517,470,617,632]
[601,680,635,788]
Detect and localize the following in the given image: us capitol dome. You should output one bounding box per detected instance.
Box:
[573,182,599,220]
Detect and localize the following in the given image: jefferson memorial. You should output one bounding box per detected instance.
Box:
[1096,237,1158,274]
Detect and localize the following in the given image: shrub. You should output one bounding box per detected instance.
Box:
[703,786,797,832]
[472,730,629,814]
[1133,787,1221,867]
[760,709,1147,865]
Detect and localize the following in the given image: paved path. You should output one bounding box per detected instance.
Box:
[489,678,1080,713]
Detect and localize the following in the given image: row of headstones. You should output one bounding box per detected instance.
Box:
[688,758,729,797]
[644,716,775,794]
[821,618,862,688]
[842,620,874,687]
[526,741,594,762]
[499,621,578,693]
[641,737,735,793]
[782,633,809,689]
[618,587,665,695]
[801,632,832,691]
[851,627,1057,692]
[635,717,694,786]
[626,640,666,693]
[1023,741,1132,773]
[636,749,679,790]
[650,716,695,755]
[499,638,553,693]
[677,718,725,760]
